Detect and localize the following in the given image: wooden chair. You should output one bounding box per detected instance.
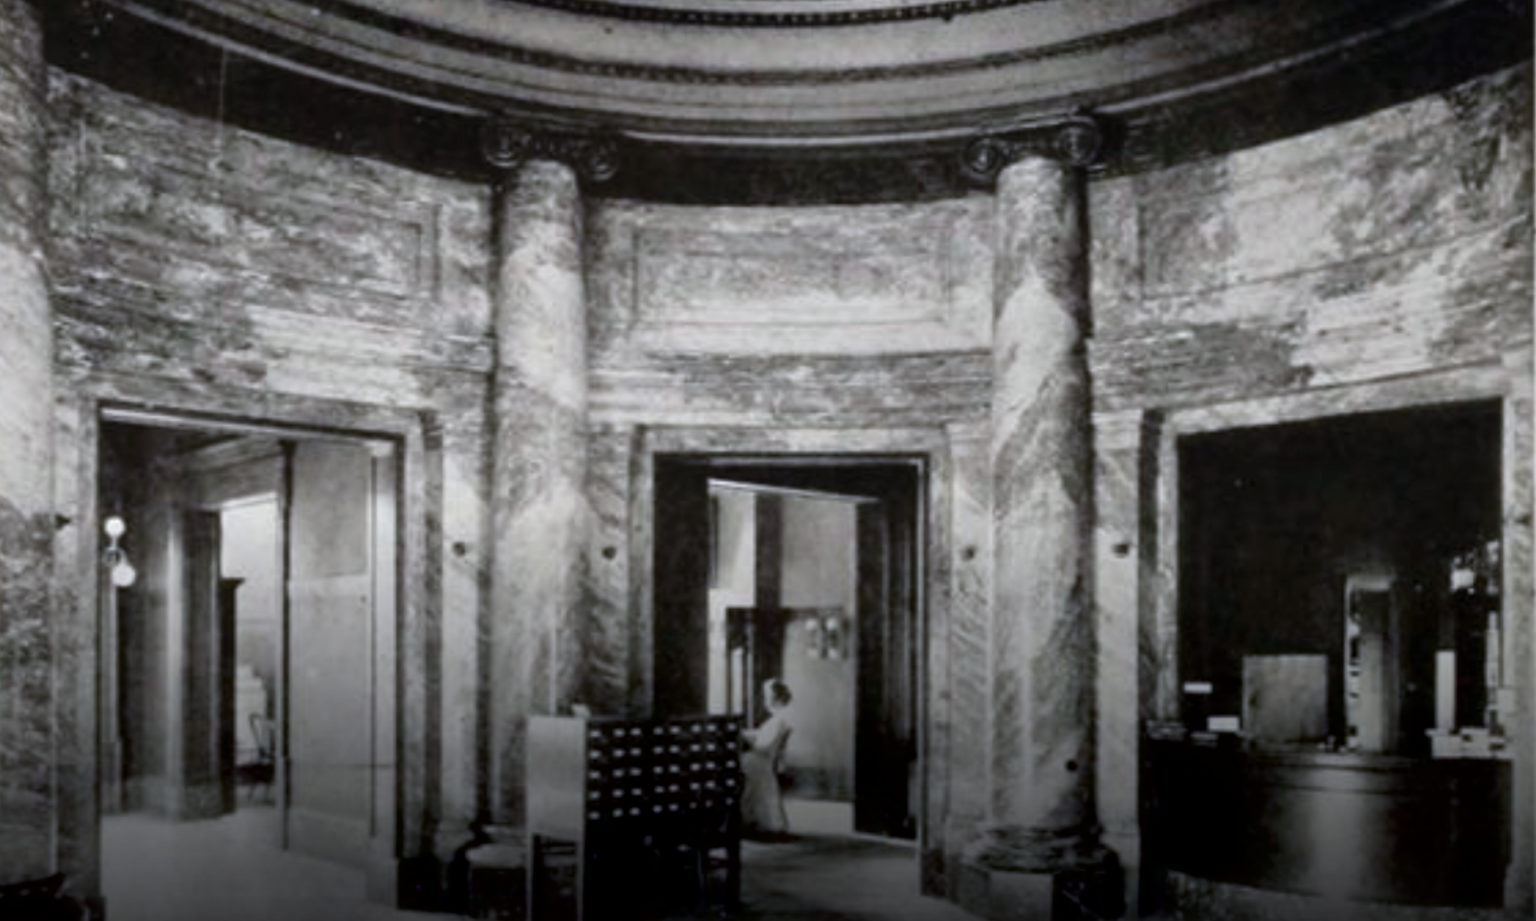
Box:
[238,713,276,803]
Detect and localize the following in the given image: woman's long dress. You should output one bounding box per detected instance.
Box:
[740,714,791,835]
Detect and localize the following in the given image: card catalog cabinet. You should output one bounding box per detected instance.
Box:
[526,715,743,920]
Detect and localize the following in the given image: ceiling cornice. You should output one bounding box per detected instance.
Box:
[204,0,1246,85]
[87,0,1499,142]
[331,0,1049,30]
[43,0,1533,202]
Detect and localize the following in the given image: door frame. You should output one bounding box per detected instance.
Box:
[65,383,437,904]
[1133,362,1529,908]
[630,424,954,881]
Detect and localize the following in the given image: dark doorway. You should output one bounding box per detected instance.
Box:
[1159,400,1510,908]
[1177,400,1502,753]
[653,457,922,841]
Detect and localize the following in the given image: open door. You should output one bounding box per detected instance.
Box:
[854,497,917,839]
[284,440,393,866]
[180,509,232,818]
[654,461,712,717]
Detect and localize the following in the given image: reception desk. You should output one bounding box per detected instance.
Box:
[1147,739,1510,907]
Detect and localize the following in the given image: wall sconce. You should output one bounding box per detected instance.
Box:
[103,516,137,588]
[804,617,824,659]
[823,615,846,661]
[803,612,849,660]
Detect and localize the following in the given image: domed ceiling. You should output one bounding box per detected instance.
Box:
[83,0,1526,145]
[52,0,1531,197]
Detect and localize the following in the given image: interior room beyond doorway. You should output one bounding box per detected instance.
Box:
[655,457,923,845]
[96,412,400,919]
[1154,399,1510,909]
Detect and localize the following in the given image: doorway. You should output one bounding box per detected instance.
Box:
[653,456,922,842]
[1160,399,1510,907]
[96,410,399,918]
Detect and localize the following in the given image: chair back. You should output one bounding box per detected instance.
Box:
[249,713,275,762]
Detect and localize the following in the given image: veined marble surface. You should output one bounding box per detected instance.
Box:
[487,160,590,830]
[983,156,1096,866]
[0,0,55,886]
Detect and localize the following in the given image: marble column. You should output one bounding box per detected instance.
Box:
[485,160,589,835]
[0,0,55,886]
[965,154,1102,919]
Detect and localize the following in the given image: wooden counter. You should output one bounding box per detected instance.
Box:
[1146,739,1511,907]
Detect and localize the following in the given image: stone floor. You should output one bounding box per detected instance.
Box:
[102,802,980,921]
[723,836,979,921]
[102,806,436,921]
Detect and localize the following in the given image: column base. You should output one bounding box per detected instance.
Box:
[958,862,1057,921]
[1101,830,1141,918]
[958,826,1122,921]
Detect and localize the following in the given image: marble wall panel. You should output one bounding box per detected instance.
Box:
[1087,178,1141,332]
[1089,63,1533,413]
[625,443,656,717]
[589,352,991,429]
[52,388,94,899]
[398,417,437,861]
[77,158,432,300]
[45,71,495,419]
[1503,345,1534,914]
[583,426,637,717]
[48,74,491,337]
[942,422,991,876]
[1091,223,1524,410]
[437,413,489,848]
[921,435,958,893]
[1092,413,1143,894]
[588,197,994,359]
[1136,65,1529,298]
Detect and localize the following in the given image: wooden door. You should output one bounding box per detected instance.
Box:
[654,461,711,717]
[179,509,230,817]
[216,577,241,812]
[854,496,918,839]
[284,440,384,865]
